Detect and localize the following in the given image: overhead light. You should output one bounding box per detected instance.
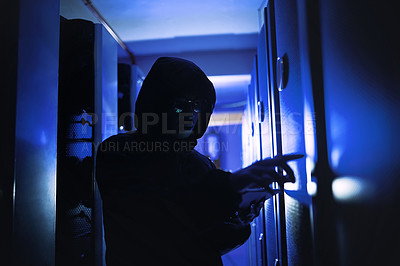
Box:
[208,74,251,88]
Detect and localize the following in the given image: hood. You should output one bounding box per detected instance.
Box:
[134,57,216,139]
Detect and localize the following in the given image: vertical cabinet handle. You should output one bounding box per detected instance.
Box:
[277,53,289,91]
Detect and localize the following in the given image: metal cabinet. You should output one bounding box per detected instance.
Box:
[57,17,117,266]
[246,0,400,265]
[273,0,314,265]
[243,56,264,266]
[246,0,321,265]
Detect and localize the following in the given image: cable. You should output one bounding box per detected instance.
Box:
[82,0,135,64]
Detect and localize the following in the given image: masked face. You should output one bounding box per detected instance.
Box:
[134,57,216,139]
[168,96,204,139]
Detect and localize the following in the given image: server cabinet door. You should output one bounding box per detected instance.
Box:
[57,18,97,266]
[242,57,260,168]
[263,2,292,266]
[246,56,265,266]
[57,18,117,266]
[257,21,278,266]
[267,0,314,265]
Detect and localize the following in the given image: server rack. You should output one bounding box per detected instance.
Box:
[246,56,265,266]
[57,17,117,266]
[245,0,327,265]
[246,0,400,265]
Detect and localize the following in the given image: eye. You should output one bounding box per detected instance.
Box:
[174,107,183,113]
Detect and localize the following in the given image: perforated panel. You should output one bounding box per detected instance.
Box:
[285,196,313,266]
[57,17,96,266]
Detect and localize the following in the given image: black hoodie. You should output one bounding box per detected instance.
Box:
[96,57,250,266]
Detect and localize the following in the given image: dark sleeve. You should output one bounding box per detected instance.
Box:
[200,221,251,255]
[166,169,242,228]
[199,159,251,254]
[165,165,252,254]
[95,135,144,198]
[96,140,251,255]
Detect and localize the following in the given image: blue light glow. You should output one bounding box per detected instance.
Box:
[40,130,48,145]
[332,176,375,203]
[330,147,341,169]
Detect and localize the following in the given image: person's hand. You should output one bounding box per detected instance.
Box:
[227,154,303,225]
[230,154,304,194]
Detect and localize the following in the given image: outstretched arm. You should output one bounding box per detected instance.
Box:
[230,154,303,194]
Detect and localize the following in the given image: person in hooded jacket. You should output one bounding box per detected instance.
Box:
[96,57,302,266]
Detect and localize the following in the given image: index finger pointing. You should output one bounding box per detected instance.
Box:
[275,154,304,162]
[252,154,304,168]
